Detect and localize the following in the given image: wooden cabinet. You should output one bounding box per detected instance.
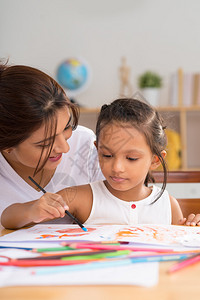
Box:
[79,106,200,170]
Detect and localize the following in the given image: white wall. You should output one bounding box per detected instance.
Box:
[1,0,200,107]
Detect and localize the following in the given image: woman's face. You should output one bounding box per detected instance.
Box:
[6,107,72,170]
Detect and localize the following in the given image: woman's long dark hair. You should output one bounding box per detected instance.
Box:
[0,62,79,174]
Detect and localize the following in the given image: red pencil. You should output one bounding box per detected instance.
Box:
[0,259,92,267]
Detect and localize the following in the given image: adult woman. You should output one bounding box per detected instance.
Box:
[0,62,103,224]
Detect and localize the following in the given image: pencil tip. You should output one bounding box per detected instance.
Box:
[82,227,88,232]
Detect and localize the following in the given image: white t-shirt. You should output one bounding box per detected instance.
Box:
[85,181,172,225]
[0,126,104,221]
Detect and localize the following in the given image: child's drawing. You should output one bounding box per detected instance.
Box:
[0,224,200,247]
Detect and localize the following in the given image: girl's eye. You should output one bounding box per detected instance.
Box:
[127,157,138,161]
[102,154,112,158]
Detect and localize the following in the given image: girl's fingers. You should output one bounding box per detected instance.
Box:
[186,213,200,226]
[178,218,186,225]
[190,214,200,226]
[185,213,195,225]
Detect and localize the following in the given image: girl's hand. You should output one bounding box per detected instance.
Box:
[30,193,69,223]
[178,213,200,226]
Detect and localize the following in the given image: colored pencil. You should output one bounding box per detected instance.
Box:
[67,242,174,253]
[39,249,94,256]
[168,254,200,273]
[28,176,87,232]
[0,246,33,250]
[34,246,74,252]
[32,259,140,275]
[33,253,193,276]
[0,259,92,267]
[61,250,130,260]
[0,252,193,268]
[18,249,124,260]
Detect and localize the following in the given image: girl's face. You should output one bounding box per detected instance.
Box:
[6,107,72,171]
[97,122,158,199]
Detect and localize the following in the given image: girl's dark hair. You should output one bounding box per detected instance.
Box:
[0,62,79,174]
[96,98,168,202]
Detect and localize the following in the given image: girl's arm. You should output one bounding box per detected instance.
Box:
[57,184,93,223]
[170,195,184,225]
[170,195,200,226]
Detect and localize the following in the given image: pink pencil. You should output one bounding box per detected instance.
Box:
[67,242,174,253]
[168,254,200,273]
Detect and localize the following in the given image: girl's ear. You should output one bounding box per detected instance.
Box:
[150,150,166,170]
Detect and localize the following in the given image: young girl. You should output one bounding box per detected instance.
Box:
[2,98,200,228]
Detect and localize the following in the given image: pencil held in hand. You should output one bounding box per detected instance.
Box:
[28,176,88,232]
[65,210,87,231]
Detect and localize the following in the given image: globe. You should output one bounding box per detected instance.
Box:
[56,58,90,97]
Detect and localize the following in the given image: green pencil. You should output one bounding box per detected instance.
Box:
[35,246,74,252]
[61,250,130,260]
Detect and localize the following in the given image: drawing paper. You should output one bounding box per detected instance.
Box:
[0,224,200,247]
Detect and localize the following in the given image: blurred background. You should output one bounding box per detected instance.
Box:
[1,0,200,107]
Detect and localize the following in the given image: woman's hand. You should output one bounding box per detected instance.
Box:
[178,213,200,226]
[1,193,69,229]
[29,193,69,223]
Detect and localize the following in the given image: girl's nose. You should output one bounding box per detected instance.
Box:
[112,158,125,173]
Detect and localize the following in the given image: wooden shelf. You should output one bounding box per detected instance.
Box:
[79,106,200,170]
[80,106,200,113]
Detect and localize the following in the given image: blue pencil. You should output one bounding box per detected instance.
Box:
[28,176,88,232]
[0,246,33,250]
[32,258,133,275]
[33,253,192,276]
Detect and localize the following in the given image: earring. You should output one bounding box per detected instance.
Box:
[6,150,11,154]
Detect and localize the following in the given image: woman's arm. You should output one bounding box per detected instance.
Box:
[1,184,93,229]
[1,193,68,229]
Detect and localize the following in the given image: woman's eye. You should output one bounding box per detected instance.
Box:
[64,124,72,131]
[64,116,73,131]
[37,143,51,148]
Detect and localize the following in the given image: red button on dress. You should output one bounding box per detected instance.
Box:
[131,204,136,209]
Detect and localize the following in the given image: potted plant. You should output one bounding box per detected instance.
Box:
[138,71,162,106]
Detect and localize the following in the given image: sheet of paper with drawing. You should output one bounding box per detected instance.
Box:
[1,224,200,248]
